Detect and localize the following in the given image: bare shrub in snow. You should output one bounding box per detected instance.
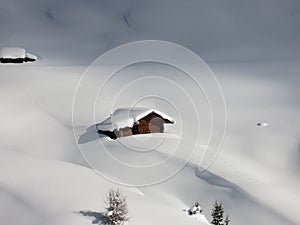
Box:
[224,214,230,225]
[102,189,129,225]
[188,202,203,215]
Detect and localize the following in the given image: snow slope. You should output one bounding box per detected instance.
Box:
[0,0,300,225]
[0,61,299,225]
[0,0,300,64]
[0,148,211,225]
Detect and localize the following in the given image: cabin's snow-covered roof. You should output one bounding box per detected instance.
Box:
[97,107,174,131]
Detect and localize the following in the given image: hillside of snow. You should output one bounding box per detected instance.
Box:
[1,61,299,225]
[1,0,300,64]
[0,0,300,225]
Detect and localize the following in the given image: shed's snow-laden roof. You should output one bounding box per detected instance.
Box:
[97,108,175,131]
[0,47,37,60]
[0,47,26,59]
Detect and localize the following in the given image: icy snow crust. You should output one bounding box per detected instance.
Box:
[97,108,174,131]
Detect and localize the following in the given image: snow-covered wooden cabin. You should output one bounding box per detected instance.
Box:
[97,108,175,139]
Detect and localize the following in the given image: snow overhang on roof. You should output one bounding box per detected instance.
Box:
[96,107,175,131]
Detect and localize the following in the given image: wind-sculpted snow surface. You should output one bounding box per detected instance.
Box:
[0,0,300,63]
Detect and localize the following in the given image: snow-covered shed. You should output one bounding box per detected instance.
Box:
[0,47,37,63]
[97,108,175,139]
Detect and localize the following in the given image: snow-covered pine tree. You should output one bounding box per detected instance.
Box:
[102,189,129,225]
[211,201,224,225]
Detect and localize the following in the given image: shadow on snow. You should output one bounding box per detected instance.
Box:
[78,124,107,144]
[77,210,105,224]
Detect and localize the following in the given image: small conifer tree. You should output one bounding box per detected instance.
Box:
[211,201,224,225]
[102,189,129,225]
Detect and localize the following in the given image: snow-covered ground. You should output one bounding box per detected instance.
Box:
[0,1,300,225]
[1,61,299,225]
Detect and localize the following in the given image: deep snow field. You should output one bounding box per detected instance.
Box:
[0,0,300,225]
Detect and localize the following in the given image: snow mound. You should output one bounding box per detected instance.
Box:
[0,47,37,63]
[194,214,210,224]
[96,107,175,131]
